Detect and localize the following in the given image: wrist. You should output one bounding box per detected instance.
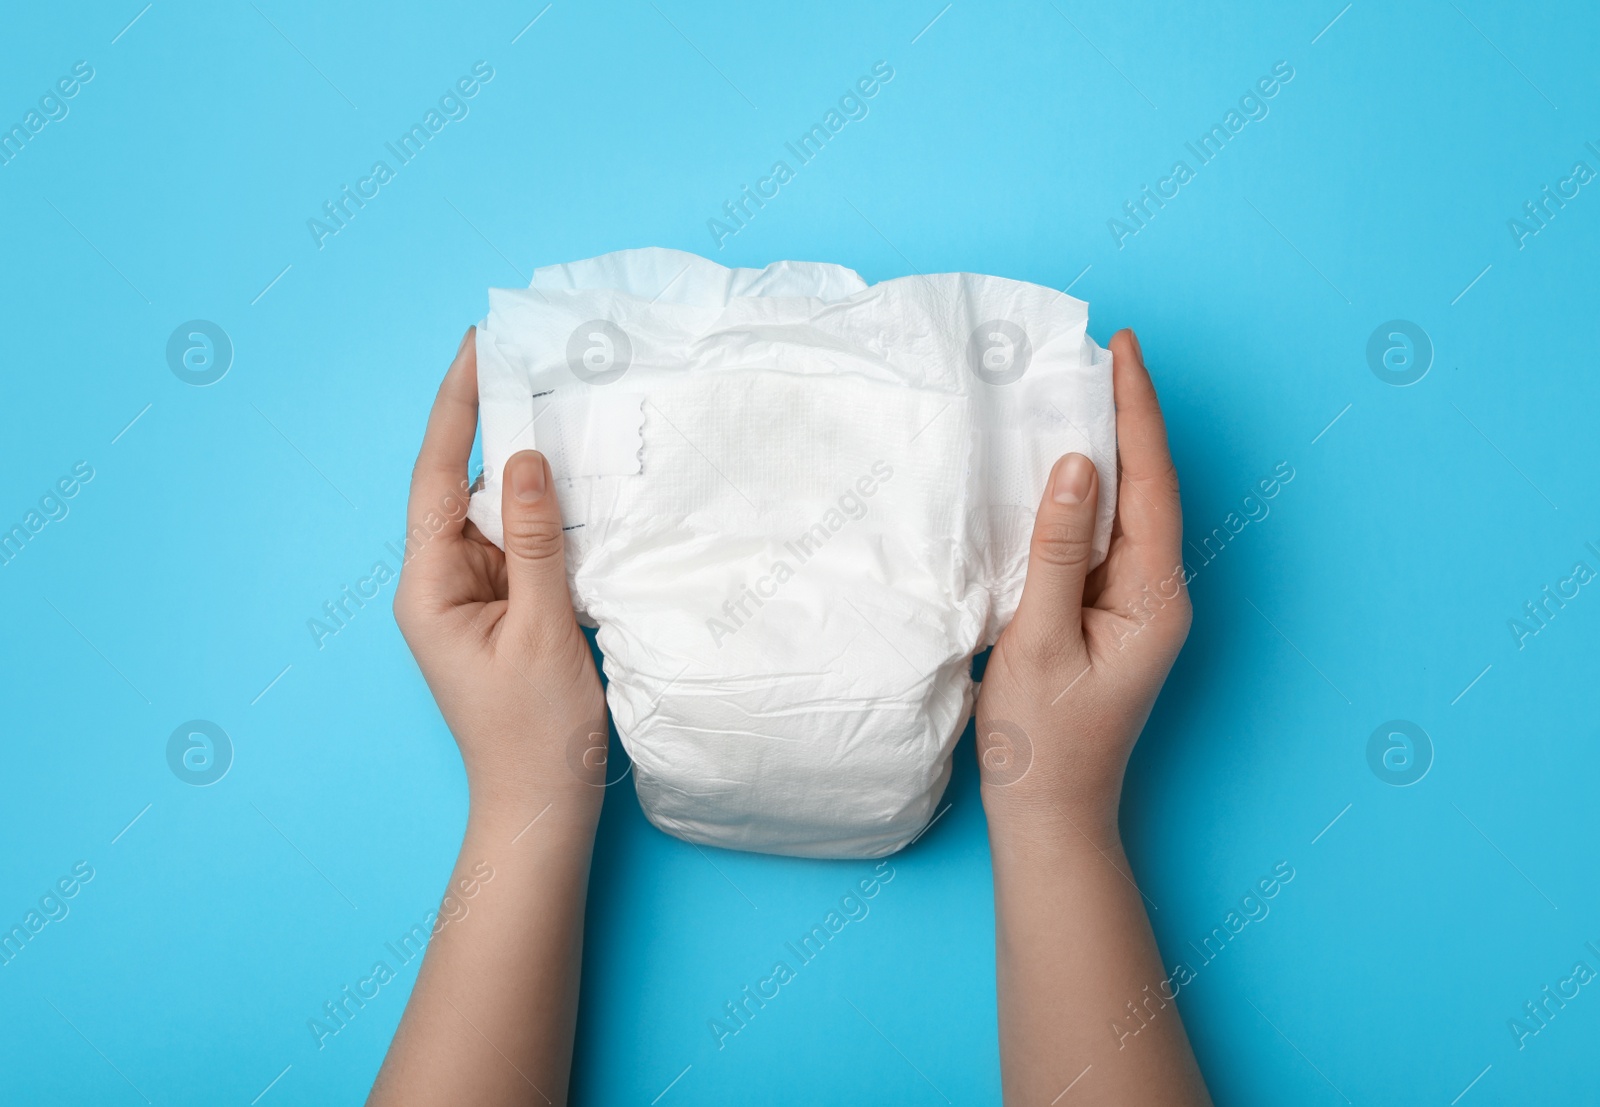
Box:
[982,785,1122,860]
[978,746,1125,844]
[971,703,1136,856]
[466,775,604,844]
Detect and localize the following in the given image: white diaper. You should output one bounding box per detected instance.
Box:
[468,248,1115,858]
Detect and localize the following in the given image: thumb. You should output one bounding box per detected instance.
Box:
[499,450,574,648]
[1010,453,1100,660]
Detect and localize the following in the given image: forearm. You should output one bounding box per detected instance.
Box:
[989,810,1210,1106]
[368,797,599,1107]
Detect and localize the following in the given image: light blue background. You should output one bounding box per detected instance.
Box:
[3,1,1597,1103]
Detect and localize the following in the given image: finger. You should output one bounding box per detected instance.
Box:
[498,450,576,652]
[1007,453,1099,665]
[406,327,478,540]
[1100,329,1184,594]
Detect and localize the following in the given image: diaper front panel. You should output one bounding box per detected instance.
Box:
[578,370,984,857]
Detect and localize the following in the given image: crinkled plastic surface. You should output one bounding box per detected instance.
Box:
[468,248,1116,858]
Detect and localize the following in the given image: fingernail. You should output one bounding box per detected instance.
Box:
[456,326,475,356]
[1129,329,1144,363]
[1053,454,1094,504]
[510,452,546,502]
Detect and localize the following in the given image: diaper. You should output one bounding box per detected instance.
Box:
[467,248,1115,858]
